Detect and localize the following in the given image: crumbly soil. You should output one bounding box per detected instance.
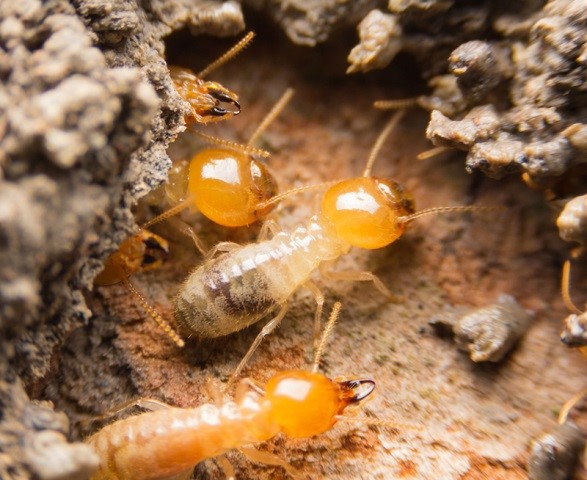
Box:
[52,25,587,480]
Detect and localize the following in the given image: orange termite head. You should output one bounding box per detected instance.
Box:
[321,177,415,249]
[94,231,169,286]
[264,370,375,438]
[170,66,240,124]
[188,148,278,227]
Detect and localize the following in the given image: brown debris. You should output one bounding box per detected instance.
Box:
[431,294,534,362]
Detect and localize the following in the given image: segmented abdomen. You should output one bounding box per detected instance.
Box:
[87,398,276,480]
[174,218,347,338]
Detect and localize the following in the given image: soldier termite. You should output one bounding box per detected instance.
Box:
[173,110,493,382]
[170,31,255,124]
[84,303,376,480]
[94,231,185,347]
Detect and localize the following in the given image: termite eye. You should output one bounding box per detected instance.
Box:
[265,371,342,438]
[321,177,415,250]
[188,149,277,227]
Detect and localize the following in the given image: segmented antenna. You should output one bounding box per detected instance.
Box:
[141,199,193,230]
[247,88,295,147]
[398,205,502,224]
[198,31,255,79]
[189,129,270,158]
[374,98,420,110]
[312,302,342,373]
[254,181,337,213]
[363,110,406,177]
[121,277,185,348]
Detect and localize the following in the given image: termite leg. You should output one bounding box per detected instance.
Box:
[228,303,289,387]
[215,455,236,480]
[173,220,208,257]
[320,264,394,301]
[304,280,325,347]
[238,446,300,479]
[257,219,281,241]
[204,241,241,261]
[82,397,173,426]
[234,378,265,401]
[204,377,224,406]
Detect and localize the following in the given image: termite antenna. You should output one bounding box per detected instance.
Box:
[247,88,295,147]
[188,129,271,158]
[417,146,451,161]
[254,181,338,213]
[363,110,406,177]
[398,205,502,224]
[141,198,193,230]
[198,31,255,79]
[312,301,342,373]
[373,98,420,110]
[558,388,587,424]
[121,277,185,348]
[561,259,583,315]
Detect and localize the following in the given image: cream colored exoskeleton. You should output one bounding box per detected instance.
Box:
[85,303,376,480]
[174,111,484,381]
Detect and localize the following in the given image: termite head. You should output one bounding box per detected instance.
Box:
[170,66,240,124]
[188,148,278,227]
[265,370,375,438]
[94,231,169,286]
[194,80,241,122]
[181,80,240,124]
[321,177,415,249]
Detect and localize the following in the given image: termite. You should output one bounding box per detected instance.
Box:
[94,230,185,347]
[142,87,295,244]
[85,302,376,480]
[174,110,489,381]
[170,31,255,124]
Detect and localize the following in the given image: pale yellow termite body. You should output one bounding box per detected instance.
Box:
[85,370,372,480]
[86,392,275,480]
[175,215,351,338]
[174,113,415,380]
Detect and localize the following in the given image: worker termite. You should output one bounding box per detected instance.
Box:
[174,110,490,382]
[170,31,254,124]
[528,389,587,480]
[142,87,295,241]
[94,230,185,347]
[84,303,376,480]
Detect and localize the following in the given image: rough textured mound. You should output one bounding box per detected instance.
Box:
[0,0,244,478]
